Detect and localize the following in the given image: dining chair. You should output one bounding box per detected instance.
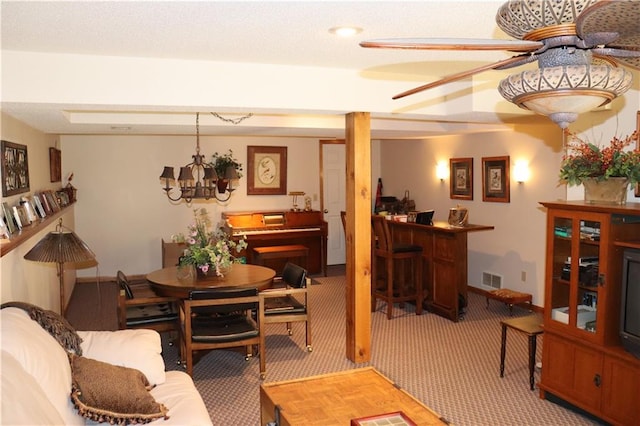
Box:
[259,262,311,367]
[371,215,424,319]
[116,270,179,333]
[178,287,265,378]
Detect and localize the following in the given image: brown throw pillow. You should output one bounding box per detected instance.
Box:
[68,353,168,424]
[1,301,83,354]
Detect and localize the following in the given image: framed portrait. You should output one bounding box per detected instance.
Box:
[1,140,30,197]
[247,146,287,195]
[50,147,62,182]
[450,157,473,200]
[482,156,510,203]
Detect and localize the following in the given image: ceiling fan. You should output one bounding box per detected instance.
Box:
[360,0,640,128]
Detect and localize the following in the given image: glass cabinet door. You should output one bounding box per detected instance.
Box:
[575,219,600,333]
[548,214,600,334]
[550,215,572,325]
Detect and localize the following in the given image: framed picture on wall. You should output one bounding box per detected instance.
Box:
[1,140,30,197]
[450,157,473,200]
[482,156,510,203]
[247,146,287,195]
[49,147,62,182]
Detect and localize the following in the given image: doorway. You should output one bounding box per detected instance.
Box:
[319,140,345,265]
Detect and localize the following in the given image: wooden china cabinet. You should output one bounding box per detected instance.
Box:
[539,201,640,426]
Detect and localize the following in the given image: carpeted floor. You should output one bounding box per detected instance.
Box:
[152,275,603,426]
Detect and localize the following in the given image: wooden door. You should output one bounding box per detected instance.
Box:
[320,140,346,265]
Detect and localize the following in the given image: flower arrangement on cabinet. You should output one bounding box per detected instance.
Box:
[172,208,247,277]
[559,130,640,186]
[211,149,243,179]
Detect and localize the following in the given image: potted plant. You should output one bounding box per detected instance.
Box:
[559,130,640,204]
[172,208,247,277]
[211,149,242,192]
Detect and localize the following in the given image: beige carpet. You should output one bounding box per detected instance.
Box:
[161,275,604,426]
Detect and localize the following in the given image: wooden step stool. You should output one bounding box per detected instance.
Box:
[253,244,309,276]
[486,288,532,316]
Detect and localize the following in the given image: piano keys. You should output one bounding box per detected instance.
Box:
[222,210,328,276]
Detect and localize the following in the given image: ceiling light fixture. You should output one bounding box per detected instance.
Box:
[496,19,634,129]
[329,26,362,37]
[159,112,242,203]
[499,63,632,129]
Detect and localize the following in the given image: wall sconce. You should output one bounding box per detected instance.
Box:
[514,160,530,183]
[436,162,449,181]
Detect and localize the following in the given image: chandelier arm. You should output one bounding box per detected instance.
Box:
[163,188,184,202]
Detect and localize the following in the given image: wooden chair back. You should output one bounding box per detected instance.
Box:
[116,270,178,333]
[180,286,264,378]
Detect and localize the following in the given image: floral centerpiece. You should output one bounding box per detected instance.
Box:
[559,130,640,186]
[172,208,247,277]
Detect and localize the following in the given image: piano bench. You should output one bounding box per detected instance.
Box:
[253,245,309,275]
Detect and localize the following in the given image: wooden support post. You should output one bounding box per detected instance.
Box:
[345,112,371,363]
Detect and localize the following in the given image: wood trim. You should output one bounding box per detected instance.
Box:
[1,203,74,257]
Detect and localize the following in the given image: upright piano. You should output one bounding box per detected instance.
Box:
[221,210,328,275]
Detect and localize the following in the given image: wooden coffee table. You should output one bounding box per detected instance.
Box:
[260,367,448,426]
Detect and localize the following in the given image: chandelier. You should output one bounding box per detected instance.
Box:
[159,112,241,203]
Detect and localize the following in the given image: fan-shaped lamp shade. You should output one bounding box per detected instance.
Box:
[24,230,95,263]
[24,220,96,314]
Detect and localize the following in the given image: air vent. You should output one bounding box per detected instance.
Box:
[482,271,503,290]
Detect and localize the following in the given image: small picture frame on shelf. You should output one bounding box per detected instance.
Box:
[0,217,9,239]
[450,157,473,200]
[12,206,24,230]
[2,202,16,234]
[38,192,53,215]
[247,146,287,195]
[43,190,60,212]
[33,195,46,218]
[482,156,510,203]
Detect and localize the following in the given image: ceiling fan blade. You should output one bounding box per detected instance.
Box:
[576,0,640,48]
[360,38,542,52]
[392,56,528,100]
[610,56,640,71]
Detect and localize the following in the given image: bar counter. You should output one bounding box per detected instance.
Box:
[385,219,494,321]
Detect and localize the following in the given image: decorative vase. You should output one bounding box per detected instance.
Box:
[196,263,232,278]
[217,179,229,193]
[196,265,218,278]
[583,177,629,205]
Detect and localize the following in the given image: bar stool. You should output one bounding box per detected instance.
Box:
[371,215,423,319]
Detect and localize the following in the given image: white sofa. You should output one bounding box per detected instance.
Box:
[0,306,213,425]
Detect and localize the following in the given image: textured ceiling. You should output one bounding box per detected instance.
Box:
[0,1,605,137]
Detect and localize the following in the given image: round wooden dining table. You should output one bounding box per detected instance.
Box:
[146,264,275,299]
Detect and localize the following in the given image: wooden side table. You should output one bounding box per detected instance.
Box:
[500,314,543,390]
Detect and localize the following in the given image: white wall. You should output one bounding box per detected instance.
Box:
[61,134,322,277]
[0,113,76,312]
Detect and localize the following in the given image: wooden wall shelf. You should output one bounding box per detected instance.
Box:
[1,204,74,258]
